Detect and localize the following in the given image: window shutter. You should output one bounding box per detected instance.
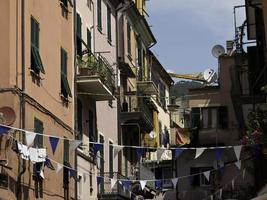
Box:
[218,106,228,129]
[77,99,83,140]
[77,13,82,38]
[87,28,91,51]
[107,5,111,42]
[191,107,201,128]
[34,118,43,148]
[127,23,131,55]
[97,0,102,30]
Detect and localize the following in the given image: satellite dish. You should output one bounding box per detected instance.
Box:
[149,131,157,139]
[203,69,217,83]
[0,107,16,125]
[212,45,225,58]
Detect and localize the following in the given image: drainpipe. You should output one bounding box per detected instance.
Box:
[73,0,78,200]
[17,0,26,199]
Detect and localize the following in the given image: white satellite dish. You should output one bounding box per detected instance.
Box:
[212,45,225,58]
[149,131,157,139]
[203,68,217,83]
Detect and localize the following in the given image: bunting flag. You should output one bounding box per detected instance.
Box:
[97,176,103,185]
[0,125,10,135]
[70,140,82,152]
[174,148,184,159]
[243,169,246,180]
[121,180,131,190]
[234,145,242,161]
[140,180,147,190]
[231,179,235,190]
[40,170,44,179]
[155,180,162,189]
[203,171,210,181]
[172,178,178,188]
[111,178,117,189]
[44,158,55,170]
[113,146,123,158]
[157,148,165,162]
[69,168,77,180]
[93,144,103,155]
[195,148,205,159]
[56,163,63,173]
[215,148,224,161]
[25,131,36,146]
[49,136,59,155]
[219,188,223,199]
[136,148,145,160]
[235,161,241,170]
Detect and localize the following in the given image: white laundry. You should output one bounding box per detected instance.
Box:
[17,143,30,160]
[29,148,47,163]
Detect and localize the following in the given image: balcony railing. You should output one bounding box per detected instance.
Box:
[97,172,131,199]
[77,51,115,95]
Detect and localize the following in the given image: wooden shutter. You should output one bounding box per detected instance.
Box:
[107,5,111,42]
[34,118,43,148]
[97,0,102,30]
[77,99,83,140]
[127,23,131,55]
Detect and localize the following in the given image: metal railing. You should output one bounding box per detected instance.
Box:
[77,51,115,94]
[97,172,131,199]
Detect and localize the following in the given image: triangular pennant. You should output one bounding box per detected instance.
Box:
[56,163,63,173]
[174,148,184,159]
[111,178,117,189]
[113,146,123,158]
[136,148,145,160]
[215,148,224,161]
[155,180,162,189]
[0,125,10,135]
[234,145,242,161]
[231,179,235,190]
[171,178,178,188]
[235,160,241,170]
[49,136,59,155]
[243,169,246,180]
[219,188,223,198]
[70,140,82,152]
[40,170,44,179]
[25,131,36,146]
[44,158,55,170]
[121,180,131,190]
[203,171,210,181]
[97,176,103,185]
[140,180,147,190]
[157,148,165,161]
[195,148,205,159]
[69,168,77,180]
[93,143,103,155]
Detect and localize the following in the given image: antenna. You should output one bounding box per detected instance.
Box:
[212,45,225,58]
[0,107,16,125]
[203,69,217,84]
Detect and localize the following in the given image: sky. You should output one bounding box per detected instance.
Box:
[148,0,246,74]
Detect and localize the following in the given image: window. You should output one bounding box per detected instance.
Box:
[76,13,82,56]
[87,28,92,51]
[61,48,72,99]
[77,99,83,140]
[137,35,142,66]
[127,23,131,55]
[107,5,111,43]
[31,17,44,75]
[201,107,228,129]
[34,118,43,148]
[160,83,166,108]
[97,0,102,31]
[191,107,200,128]
[190,167,213,187]
[99,135,104,193]
[109,141,113,177]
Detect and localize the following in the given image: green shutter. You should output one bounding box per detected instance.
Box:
[34,118,43,148]
[107,5,111,42]
[61,48,72,98]
[127,23,131,55]
[191,107,201,128]
[64,138,69,162]
[77,13,82,38]
[109,141,113,177]
[87,28,91,51]
[97,0,102,31]
[77,99,83,140]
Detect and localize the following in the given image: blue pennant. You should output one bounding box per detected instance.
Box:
[0,125,10,135]
[69,168,77,180]
[136,148,145,159]
[49,136,59,155]
[174,148,184,159]
[97,176,103,185]
[44,158,55,170]
[93,144,103,155]
[215,148,224,161]
[122,180,132,190]
[155,180,162,189]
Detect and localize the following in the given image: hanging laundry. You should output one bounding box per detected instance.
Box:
[17,143,30,160]
[29,148,47,163]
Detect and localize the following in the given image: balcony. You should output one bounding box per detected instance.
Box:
[97,172,131,200]
[136,68,158,96]
[77,52,115,101]
[121,95,153,132]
